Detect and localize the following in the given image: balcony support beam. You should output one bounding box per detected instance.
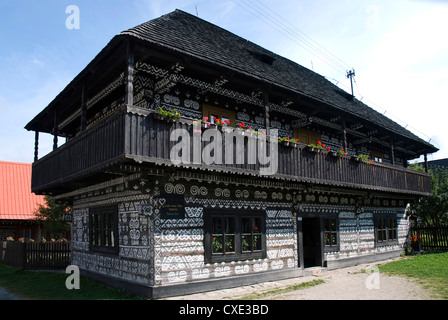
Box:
[390,140,395,166]
[341,120,348,151]
[53,111,59,151]
[263,91,270,135]
[80,82,87,132]
[34,131,39,162]
[125,39,134,108]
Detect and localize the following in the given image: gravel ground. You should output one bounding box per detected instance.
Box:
[164,259,435,300]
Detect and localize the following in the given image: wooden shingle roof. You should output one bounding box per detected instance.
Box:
[25,9,437,156]
[121,9,437,154]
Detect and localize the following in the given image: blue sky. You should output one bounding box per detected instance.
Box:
[1,0,447,163]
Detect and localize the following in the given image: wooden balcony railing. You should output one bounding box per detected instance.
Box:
[31,112,432,196]
[31,112,125,193]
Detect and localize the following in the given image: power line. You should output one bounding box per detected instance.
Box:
[250,0,352,71]
[230,0,436,146]
[231,0,351,76]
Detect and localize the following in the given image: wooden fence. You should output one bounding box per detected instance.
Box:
[410,225,448,251]
[0,241,71,270]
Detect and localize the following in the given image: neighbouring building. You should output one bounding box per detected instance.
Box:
[25,10,437,298]
[0,161,45,241]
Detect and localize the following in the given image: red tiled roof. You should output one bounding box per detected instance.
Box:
[0,161,46,220]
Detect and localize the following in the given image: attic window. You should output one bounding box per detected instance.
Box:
[249,51,275,65]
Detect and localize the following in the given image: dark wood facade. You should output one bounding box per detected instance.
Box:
[25,10,437,297]
[30,111,431,197]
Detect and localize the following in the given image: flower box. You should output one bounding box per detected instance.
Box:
[153,107,181,122]
[201,122,211,129]
[307,145,320,153]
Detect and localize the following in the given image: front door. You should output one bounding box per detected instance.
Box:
[301,218,322,268]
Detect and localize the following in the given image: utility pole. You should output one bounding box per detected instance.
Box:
[346,69,355,97]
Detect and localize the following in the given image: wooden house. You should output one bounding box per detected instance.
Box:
[25,10,438,298]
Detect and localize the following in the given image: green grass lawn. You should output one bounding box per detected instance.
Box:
[0,263,144,300]
[379,251,448,299]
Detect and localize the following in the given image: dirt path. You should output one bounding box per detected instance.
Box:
[164,259,435,300]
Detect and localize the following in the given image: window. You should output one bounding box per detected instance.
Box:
[293,128,321,145]
[205,211,266,263]
[90,205,118,254]
[202,104,235,127]
[375,218,397,245]
[241,217,263,252]
[212,216,235,254]
[323,218,338,251]
[372,150,384,163]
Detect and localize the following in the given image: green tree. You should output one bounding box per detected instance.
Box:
[409,163,448,226]
[34,196,71,239]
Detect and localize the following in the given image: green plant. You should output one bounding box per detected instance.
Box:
[33,196,70,239]
[156,107,181,121]
[337,147,348,156]
[309,141,330,152]
[408,164,448,226]
[309,141,326,150]
[355,154,371,163]
[212,237,223,253]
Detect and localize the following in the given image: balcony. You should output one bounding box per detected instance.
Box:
[31,112,432,197]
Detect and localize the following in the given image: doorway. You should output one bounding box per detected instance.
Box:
[302,218,322,268]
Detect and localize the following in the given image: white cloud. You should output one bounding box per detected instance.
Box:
[349,5,448,158]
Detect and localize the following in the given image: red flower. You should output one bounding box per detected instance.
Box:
[224,120,230,124]
[327,147,330,151]
[286,137,290,140]
[253,226,259,231]
[318,141,322,146]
